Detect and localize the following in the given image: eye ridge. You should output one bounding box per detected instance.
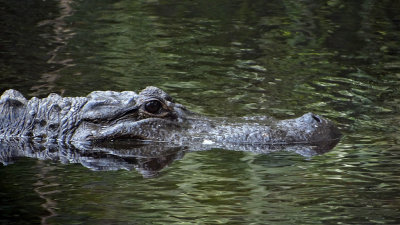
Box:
[144,100,162,114]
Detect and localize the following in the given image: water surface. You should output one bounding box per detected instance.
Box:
[0,0,399,224]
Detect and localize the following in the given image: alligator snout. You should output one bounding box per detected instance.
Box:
[300,113,341,143]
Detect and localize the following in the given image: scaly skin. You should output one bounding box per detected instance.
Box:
[0,89,87,141]
[0,87,341,152]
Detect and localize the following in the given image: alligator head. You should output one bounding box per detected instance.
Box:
[71,86,341,154]
[71,86,189,143]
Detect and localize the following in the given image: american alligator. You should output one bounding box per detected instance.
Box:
[0,86,341,176]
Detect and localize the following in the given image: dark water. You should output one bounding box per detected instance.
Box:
[1,0,400,224]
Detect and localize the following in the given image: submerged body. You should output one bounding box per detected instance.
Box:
[0,87,341,152]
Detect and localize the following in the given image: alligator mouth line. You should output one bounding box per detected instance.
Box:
[88,118,181,143]
[200,135,341,145]
[102,134,149,142]
[220,138,342,146]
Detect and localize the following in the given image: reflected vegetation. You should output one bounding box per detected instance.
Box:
[1,0,400,224]
[32,0,76,96]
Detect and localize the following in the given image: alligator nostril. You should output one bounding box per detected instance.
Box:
[312,115,321,123]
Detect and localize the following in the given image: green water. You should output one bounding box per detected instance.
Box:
[1,0,399,224]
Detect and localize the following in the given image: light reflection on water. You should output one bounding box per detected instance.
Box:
[0,0,400,224]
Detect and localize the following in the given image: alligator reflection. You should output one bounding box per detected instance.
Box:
[0,138,339,178]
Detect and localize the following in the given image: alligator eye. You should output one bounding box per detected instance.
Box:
[144,100,162,114]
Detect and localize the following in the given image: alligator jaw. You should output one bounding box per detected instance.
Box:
[71,118,183,144]
[71,112,341,154]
